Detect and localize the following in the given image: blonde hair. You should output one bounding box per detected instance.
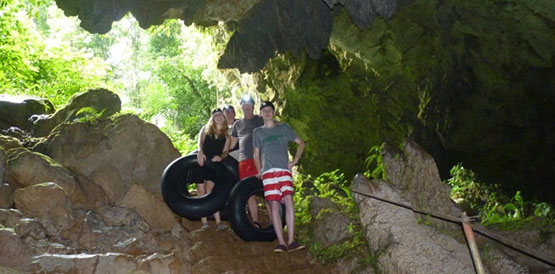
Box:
[204,112,229,139]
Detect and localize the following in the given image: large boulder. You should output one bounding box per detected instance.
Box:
[32,88,121,137]
[13,182,75,236]
[309,196,353,248]
[380,139,463,237]
[38,113,180,230]
[351,175,475,274]
[40,113,179,197]
[0,229,33,272]
[116,184,179,232]
[0,95,54,132]
[6,149,102,207]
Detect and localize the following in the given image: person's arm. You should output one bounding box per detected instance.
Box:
[213,136,230,162]
[197,126,206,166]
[254,146,262,179]
[230,136,238,151]
[288,137,305,170]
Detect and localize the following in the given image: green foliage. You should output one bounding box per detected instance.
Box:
[447,164,555,230]
[294,170,371,265]
[363,145,385,180]
[0,0,108,107]
[73,107,105,123]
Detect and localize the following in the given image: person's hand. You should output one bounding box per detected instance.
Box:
[256,172,263,179]
[288,161,297,170]
[197,153,206,166]
[212,155,222,162]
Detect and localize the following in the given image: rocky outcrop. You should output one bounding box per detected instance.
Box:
[0,229,33,271]
[310,196,353,248]
[349,139,551,273]
[53,0,408,72]
[0,134,23,151]
[40,113,179,196]
[6,150,93,206]
[0,95,54,133]
[13,182,75,236]
[352,175,475,273]
[32,88,121,137]
[380,139,464,237]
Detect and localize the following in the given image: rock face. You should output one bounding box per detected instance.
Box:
[38,113,180,231]
[53,0,408,72]
[6,150,93,207]
[32,88,121,137]
[41,114,179,196]
[349,139,551,273]
[0,94,54,132]
[380,139,464,237]
[352,175,475,274]
[13,182,75,236]
[310,196,353,248]
[0,229,33,271]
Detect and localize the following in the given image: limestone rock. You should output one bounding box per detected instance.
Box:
[116,184,178,232]
[14,218,47,241]
[219,0,333,73]
[310,196,353,248]
[32,88,121,137]
[53,0,408,73]
[0,94,54,132]
[0,182,13,208]
[40,113,179,201]
[0,135,22,151]
[0,208,24,228]
[484,224,555,273]
[6,150,93,206]
[30,253,137,274]
[483,245,528,274]
[13,182,74,236]
[351,175,475,274]
[0,229,33,272]
[71,209,150,254]
[381,139,463,237]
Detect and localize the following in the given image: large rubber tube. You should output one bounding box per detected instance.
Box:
[228,176,285,242]
[161,154,235,220]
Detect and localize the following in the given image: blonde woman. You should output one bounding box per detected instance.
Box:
[193,108,231,230]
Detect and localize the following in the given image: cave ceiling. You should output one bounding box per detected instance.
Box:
[54,0,411,73]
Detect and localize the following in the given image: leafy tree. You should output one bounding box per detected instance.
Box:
[0,0,107,107]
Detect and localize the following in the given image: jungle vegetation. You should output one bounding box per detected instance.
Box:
[1,0,554,258]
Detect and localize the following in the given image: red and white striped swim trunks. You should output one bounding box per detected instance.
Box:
[262,168,293,201]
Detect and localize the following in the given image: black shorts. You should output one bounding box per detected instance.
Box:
[188,164,216,184]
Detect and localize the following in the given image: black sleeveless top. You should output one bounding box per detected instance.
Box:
[203,134,226,158]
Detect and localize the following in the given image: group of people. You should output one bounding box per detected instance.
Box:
[192,95,306,253]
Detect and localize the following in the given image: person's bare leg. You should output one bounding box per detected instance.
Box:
[248,196,259,224]
[204,180,222,223]
[270,200,286,246]
[197,183,208,225]
[283,195,295,244]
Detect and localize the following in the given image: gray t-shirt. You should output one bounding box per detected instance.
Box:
[253,123,298,172]
[231,115,264,161]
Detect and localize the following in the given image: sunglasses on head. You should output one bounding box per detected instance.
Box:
[211,108,223,114]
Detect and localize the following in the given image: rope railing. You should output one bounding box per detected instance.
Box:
[350,189,555,268]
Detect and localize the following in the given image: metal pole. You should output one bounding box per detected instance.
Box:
[462,212,486,274]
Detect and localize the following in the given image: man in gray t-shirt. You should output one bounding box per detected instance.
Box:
[229,95,265,228]
[253,101,305,253]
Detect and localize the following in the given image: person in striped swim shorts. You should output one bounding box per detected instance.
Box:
[253,101,306,253]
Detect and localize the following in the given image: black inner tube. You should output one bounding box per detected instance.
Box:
[161,155,234,220]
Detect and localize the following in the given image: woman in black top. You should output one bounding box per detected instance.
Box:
[195,108,231,230]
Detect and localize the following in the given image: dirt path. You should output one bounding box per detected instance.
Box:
[185,220,328,274]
